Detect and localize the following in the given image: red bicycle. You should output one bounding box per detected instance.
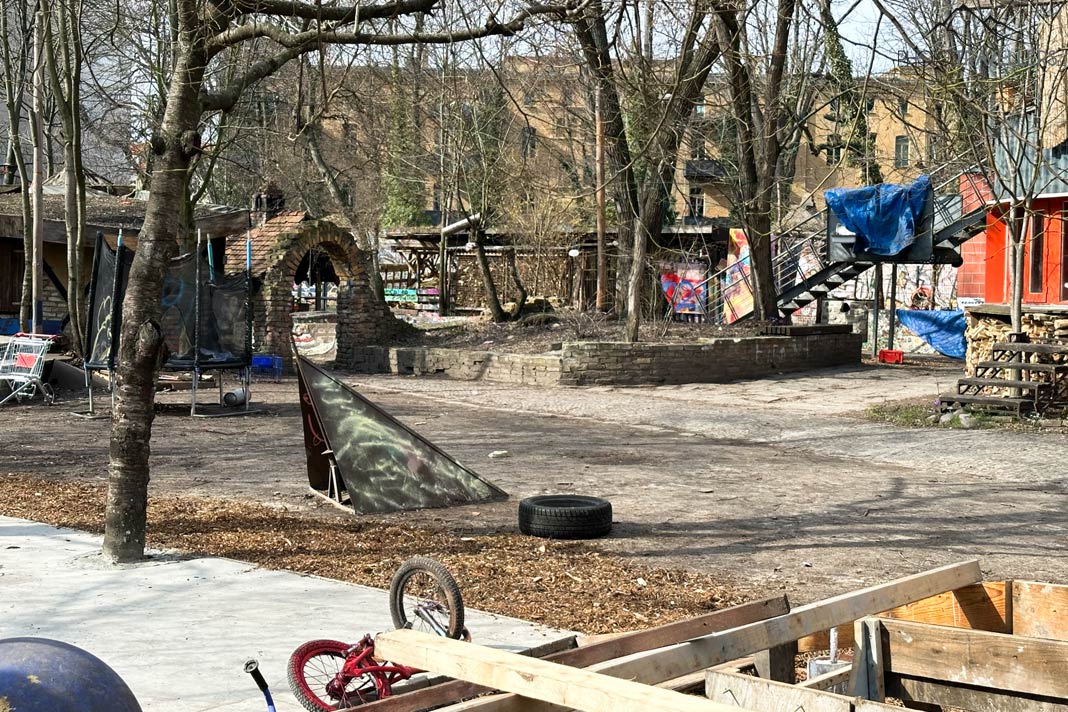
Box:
[287,557,466,711]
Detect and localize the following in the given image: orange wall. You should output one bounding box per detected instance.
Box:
[983,198,1068,305]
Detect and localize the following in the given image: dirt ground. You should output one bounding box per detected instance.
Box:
[3,357,1067,610]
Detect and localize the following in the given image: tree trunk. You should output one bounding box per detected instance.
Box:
[748,211,778,320]
[474,231,506,322]
[504,247,527,316]
[103,43,203,562]
[63,138,86,354]
[1008,205,1023,333]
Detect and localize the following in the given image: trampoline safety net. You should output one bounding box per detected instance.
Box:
[85,235,252,371]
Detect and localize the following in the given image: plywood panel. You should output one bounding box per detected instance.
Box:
[798,581,1009,652]
[705,670,849,712]
[1013,581,1068,641]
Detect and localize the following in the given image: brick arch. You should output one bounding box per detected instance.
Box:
[252,219,401,368]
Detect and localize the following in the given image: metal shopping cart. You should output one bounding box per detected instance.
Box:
[0,334,56,405]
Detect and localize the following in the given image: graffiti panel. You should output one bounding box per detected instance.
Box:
[295,356,507,514]
[660,262,707,315]
[721,228,754,324]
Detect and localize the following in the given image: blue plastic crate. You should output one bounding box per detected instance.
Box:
[251,354,283,381]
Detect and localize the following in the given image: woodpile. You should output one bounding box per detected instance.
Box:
[964,310,1068,376]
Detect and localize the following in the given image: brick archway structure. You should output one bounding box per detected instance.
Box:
[240,216,407,367]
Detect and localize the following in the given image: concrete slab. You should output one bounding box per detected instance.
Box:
[0,516,571,711]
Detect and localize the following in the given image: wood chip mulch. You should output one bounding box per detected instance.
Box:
[0,474,747,634]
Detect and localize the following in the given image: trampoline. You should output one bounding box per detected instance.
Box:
[83,231,255,416]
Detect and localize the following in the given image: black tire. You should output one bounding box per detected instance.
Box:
[518,495,613,539]
[389,556,465,639]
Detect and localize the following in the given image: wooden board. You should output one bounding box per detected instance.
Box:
[1013,580,1068,641]
[706,670,850,712]
[360,597,788,712]
[375,628,753,712]
[799,666,851,691]
[881,618,1068,699]
[888,674,1068,712]
[880,581,1009,632]
[797,580,1009,652]
[429,561,981,712]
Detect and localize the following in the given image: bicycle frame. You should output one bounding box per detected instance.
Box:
[330,634,422,703]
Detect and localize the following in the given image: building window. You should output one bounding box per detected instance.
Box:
[894,136,910,168]
[899,98,909,115]
[688,185,704,218]
[520,126,537,158]
[865,97,875,113]
[522,91,535,106]
[1030,212,1045,294]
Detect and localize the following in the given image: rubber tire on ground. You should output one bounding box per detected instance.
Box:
[287,639,374,711]
[518,495,613,540]
[388,556,466,640]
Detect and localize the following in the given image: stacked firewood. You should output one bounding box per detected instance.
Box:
[964,312,1066,376]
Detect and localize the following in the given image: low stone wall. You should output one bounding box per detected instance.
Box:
[343,333,862,386]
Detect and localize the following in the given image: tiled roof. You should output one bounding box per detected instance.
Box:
[226,210,308,275]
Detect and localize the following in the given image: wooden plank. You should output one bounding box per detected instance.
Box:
[852,701,907,711]
[374,628,753,712]
[888,674,1068,712]
[431,561,981,712]
[799,666,851,691]
[361,597,787,712]
[797,580,1009,652]
[881,618,1068,699]
[880,580,1009,632]
[754,640,797,683]
[705,670,850,712]
[848,618,884,701]
[1013,580,1068,641]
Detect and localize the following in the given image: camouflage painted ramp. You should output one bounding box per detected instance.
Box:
[295,356,507,514]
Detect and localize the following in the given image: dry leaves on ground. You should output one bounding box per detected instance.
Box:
[0,474,746,634]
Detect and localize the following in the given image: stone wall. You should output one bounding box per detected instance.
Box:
[342,334,862,386]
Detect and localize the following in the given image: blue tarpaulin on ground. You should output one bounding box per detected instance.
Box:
[826,175,930,256]
[896,308,966,359]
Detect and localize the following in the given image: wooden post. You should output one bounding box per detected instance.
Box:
[849,617,885,702]
[754,640,797,684]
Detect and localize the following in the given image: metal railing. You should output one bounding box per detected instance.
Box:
[697,160,987,325]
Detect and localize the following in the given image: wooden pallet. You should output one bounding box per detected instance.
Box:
[360,563,1068,712]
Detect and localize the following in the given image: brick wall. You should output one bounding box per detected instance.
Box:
[342,334,862,386]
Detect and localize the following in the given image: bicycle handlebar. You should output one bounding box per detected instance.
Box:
[245,659,276,712]
[244,659,269,692]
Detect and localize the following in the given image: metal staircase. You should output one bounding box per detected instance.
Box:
[701,166,989,325]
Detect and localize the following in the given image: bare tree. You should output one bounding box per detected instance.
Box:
[0,0,34,330]
[41,0,88,353]
[102,0,572,562]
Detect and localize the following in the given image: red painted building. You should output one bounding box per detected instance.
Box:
[957,174,1068,306]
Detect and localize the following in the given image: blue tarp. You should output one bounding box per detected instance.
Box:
[895,308,966,359]
[826,175,930,256]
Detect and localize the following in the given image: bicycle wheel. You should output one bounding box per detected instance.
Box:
[389,556,465,639]
[287,639,378,711]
